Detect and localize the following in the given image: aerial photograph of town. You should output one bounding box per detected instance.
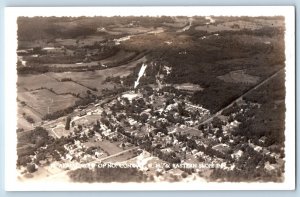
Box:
[15,14,286,184]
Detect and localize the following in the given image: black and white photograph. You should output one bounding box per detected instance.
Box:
[4,6,295,190]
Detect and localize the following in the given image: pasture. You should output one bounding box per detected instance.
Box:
[17,74,58,91]
[17,89,79,117]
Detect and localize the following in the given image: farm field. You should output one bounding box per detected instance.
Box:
[46,56,146,90]
[17,89,79,117]
[43,50,137,68]
[17,74,58,91]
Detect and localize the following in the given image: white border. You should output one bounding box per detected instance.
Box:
[4,6,295,191]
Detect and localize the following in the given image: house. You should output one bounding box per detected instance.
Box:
[231,150,243,160]
[259,136,267,144]
[264,161,276,171]
[191,149,198,155]
[65,154,74,161]
[161,148,173,153]
[254,146,263,152]
[95,151,103,158]
[79,111,87,117]
[212,143,230,155]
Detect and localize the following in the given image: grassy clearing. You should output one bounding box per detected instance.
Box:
[217,70,260,84]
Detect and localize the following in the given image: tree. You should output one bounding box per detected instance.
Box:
[140,113,149,123]
[27,163,37,173]
[212,117,223,129]
[65,116,71,130]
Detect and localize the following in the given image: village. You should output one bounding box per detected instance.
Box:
[17,61,284,182]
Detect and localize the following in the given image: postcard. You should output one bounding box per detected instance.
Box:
[4,6,295,190]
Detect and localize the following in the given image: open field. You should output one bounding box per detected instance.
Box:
[97,140,124,155]
[194,17,284,33]
[217,70,260,84]
[71,114,100,126]
[17,89,79,117]
[195,20,262,32]
[55,35,106,47]
[110,26,155,34]
[102,149,138,163]
[17,74,58,91]
[173,83,204,92]
[43,50,137,68]
[17,102,43,130]
[45,56,146,92]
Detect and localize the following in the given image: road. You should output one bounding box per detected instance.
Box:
[198,68,285,126]
[97,147,139,162]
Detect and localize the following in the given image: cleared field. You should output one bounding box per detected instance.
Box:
[71,114,100,126]
[173,83,203,92]
[19,73,91,95]
[195,20,263,33]
[110,26,154,34]
[51,124,69,138]
[17,89,79,116]
[98,140,124,155]
[46,71,107,93]
[17,74,58,91]
[17,116,34,131]
[55,35,106,47]
[102,150,137,163]
[17,102,42,121]
[44,61,102,68]
[48,71,104,82]
[17,101,43,130]
[253,18,285,28]
[47,56,146,91]
[124,32,192,50]
[174,127,202,137]
[43,50,137,68]
[231,34,275,45]
[41,81,90,95]
[217,70,260,84]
